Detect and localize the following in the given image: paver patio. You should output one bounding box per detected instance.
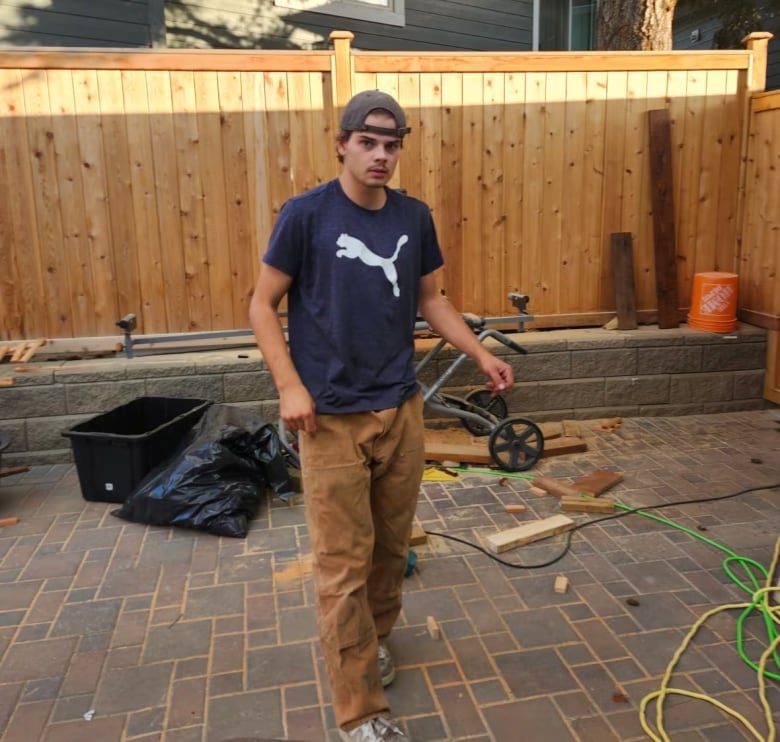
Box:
[1,409,779,741]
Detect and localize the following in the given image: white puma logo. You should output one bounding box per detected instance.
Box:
[336,233,409,297]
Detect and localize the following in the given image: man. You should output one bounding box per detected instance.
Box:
[249,89,513,741]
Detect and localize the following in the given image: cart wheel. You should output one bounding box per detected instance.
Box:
[488,417,544,472]
[461,390,508,436]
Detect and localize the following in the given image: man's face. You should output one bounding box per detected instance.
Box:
[337,111,402,188]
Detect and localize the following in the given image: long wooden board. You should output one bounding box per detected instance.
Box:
[610,233,638,330]
[647,109,679,329]
[484,514,575,554]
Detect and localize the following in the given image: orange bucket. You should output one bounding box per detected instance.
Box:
[687,271,738,333]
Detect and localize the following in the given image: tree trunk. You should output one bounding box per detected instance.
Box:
[596,0,678,50]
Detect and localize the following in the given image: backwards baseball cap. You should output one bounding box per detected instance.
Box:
[339,90,411,138]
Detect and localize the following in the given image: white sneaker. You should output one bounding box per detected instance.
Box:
[339,715,408,741]
[377,641,396,687]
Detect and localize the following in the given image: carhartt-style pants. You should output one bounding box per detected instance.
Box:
[298,392,424,731]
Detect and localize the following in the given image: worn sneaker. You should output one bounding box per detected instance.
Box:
[377,641,396,687]
[339,715,408,741]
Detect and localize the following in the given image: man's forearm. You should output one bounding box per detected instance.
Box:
[419,295,493,362]
[250,303,304,393]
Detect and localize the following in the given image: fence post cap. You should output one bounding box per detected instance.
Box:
[742,31,774,45]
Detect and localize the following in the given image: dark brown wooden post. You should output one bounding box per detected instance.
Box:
[647,108,679,329]
[610,232,638,330]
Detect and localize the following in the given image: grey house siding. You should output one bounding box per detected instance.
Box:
[165,0,534,51]
[768,38,780,89]
[673,4,779,91]
[0,0,163,47]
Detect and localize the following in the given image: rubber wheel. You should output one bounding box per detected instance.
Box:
[488,417,544,472]
[460,389,508,436]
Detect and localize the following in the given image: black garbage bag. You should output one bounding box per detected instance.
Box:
[112,405,296,537]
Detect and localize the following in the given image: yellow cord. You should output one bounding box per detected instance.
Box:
[639,538,780,742]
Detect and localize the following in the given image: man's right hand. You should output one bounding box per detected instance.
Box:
[280,384,317,434]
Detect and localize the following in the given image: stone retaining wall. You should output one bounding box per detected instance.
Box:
[0,323,773,466]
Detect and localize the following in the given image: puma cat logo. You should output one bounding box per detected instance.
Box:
[336,233,409,297]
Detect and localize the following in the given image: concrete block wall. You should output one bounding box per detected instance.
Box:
[0,323,773,467]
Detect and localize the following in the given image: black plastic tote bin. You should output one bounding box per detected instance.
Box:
[63,396,211,503]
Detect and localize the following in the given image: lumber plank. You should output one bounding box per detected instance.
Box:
[532,476,580,499]
[540,436,587,457]
[647,109,680,329]
[484,514,575,554]
[572,470,623,496]
[538,422,563,440]
[424,442,492,465]
[0,466,28,478]
[611,233,638,330]
[19,339,46,363]
[560,496,616,514]
[9,343,28,363]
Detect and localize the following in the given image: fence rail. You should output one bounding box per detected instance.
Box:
[0,33,775,345]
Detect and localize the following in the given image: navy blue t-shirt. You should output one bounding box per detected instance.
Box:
[262,179,444,413]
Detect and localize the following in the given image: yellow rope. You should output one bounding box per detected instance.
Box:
[639,538,780,741]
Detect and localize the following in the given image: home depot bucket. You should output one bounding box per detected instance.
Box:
[687,271,738,333]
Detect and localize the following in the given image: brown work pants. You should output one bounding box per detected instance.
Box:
[298,392,424,731]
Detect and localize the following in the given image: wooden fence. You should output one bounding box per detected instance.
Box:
[739,86,780,402]
[0,34,776,347]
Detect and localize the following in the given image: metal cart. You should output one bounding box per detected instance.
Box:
[414,312,544,472]
[278,307,544,473]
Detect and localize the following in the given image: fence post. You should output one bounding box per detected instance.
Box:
[742,31,773,92]
[329,30,354,111]
[734,31,773,275]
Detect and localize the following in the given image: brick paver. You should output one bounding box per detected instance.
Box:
[0,410,779,741]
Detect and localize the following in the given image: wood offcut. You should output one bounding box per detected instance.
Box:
[572,470,623,497]
[484,514,575,554]
[2,339,47,364]
[560,496,616,514]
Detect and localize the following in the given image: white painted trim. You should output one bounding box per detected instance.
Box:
[274,0,405,28]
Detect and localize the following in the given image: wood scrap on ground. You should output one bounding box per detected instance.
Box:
[426,615,441,640]
[595,417,622,432]
[409,525,428,546]
[572,469,623,496]
[503,504,527,514]
[532,476,580,499]
[541,436,587,457]
[0,378,14,387]
[560,496,616,514]
[0,517,19,528]
[538,422,562,440]
[0,466,29,478]
[484,514,575,554]
[554,575,569,594]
